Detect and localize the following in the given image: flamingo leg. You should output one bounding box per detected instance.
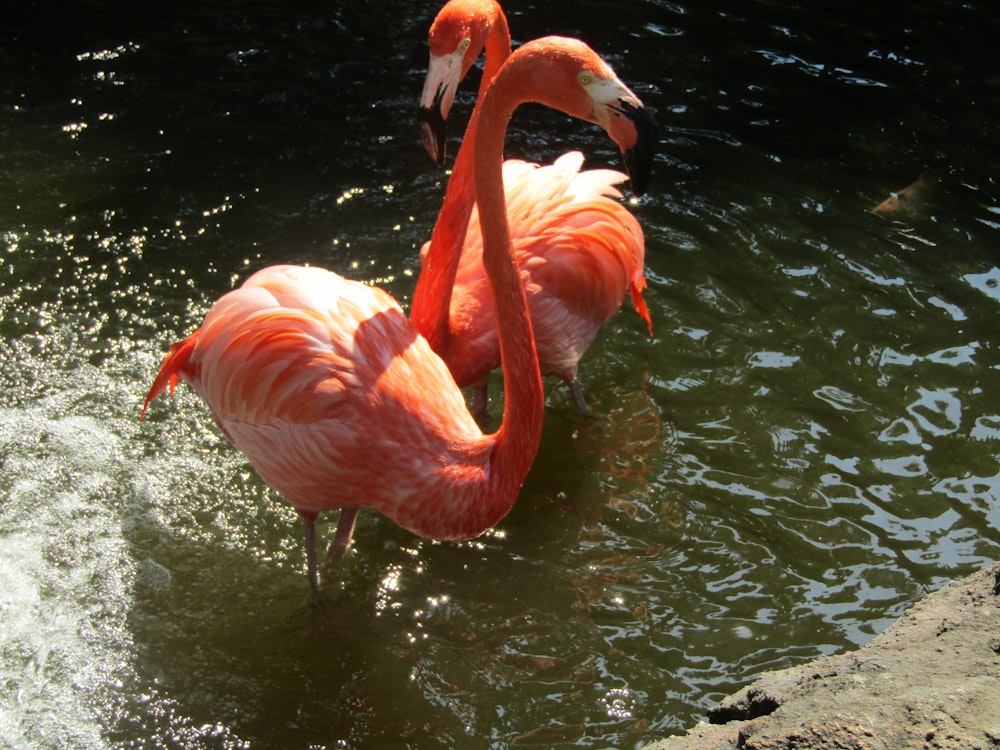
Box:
[472,375,490,420]
[569,378,592,415]
[323,507,359,575]
[298,509,321,591]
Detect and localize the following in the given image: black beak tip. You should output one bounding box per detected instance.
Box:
[418,105,447,167]
[620,102,658,198]
[624,146,651,197]
[419,81,452,167]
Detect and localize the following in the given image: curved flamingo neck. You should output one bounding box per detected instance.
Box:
[477,6,511,101]
[473,47,545,483]
[410,5,511,356]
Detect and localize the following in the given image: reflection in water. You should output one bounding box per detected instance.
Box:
[2,0,1000,747]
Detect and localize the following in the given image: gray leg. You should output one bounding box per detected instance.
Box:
[472,374,490,420]
[299,510,320,592]
[570,378,592,415]
[323,507,359,575]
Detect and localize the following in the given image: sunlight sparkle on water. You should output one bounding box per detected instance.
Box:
[600,688,637,720]
[336,187,365,205]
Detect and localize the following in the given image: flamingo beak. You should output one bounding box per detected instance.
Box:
[418,51,463,166]
[611,98,658,197]
[418,84,449,167]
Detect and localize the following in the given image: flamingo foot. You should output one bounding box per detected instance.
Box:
[300,507,360,606]
[569,378,593,416]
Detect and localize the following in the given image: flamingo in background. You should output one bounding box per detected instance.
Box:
[142,36,657,592]
[412,0,656,416]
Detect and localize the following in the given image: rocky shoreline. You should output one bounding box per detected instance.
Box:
[643,561,1000,750]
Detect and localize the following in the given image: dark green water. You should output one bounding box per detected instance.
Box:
[2,2,999,748]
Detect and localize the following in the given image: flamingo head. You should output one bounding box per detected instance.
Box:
[418,0,504,165]
[585,70,659,197]
[497,37,658,197]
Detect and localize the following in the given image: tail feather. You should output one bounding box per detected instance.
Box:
[141,330,200,421]
[630,279,653,337]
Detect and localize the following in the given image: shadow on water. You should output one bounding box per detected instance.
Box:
[2,1,1000,748]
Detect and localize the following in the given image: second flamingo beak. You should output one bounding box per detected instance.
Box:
[613,98,658,197]
[419,84,449,166]
[418,51,464,166]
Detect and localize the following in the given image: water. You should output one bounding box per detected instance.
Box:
[2,1,999,748]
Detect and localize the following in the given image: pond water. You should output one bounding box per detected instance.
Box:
[2,2,999,748]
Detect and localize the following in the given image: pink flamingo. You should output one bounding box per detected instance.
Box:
[412,0,656,416]
[142,36,656,591]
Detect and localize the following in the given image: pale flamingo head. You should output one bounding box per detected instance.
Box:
[418,0,506,165]
[577,62,659,196]
[486,36,658,197]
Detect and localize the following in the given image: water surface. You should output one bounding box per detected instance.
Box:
[2,2,999,748]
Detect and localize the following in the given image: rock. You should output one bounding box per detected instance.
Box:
[643,561,1000,750]
[870,174,938,218]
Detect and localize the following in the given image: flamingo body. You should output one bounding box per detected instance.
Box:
[144,265,503,541]
[413,0,656,413]
[143,35,656,590]
[427,150,652,391]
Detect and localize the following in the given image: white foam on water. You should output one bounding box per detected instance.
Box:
[0,406,136,749]
[0,336,249,746]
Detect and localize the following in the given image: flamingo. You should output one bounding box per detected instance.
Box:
[142,36,657,592]
[412,0,656,416]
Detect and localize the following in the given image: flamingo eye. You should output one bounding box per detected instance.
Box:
[458,37,472,54]
[578,72,594,87]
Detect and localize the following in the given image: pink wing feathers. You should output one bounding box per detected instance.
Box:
[143,265,491,540]
[428,151,652,387]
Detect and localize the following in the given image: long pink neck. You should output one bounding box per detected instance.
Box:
[474,50,544,489]
[410,11,511,355]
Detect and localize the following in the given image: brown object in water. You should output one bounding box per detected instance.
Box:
[871,174,937,218]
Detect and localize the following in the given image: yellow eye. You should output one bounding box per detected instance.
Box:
[578,72,594,86]
[458,37,472,53]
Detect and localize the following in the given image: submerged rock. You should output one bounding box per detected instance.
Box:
[644,561,1000,750]
[871,174,939,219]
